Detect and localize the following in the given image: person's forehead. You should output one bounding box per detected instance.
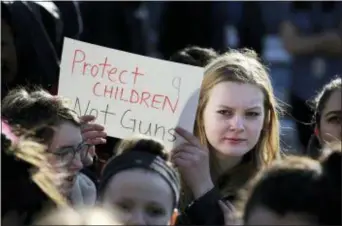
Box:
[323,90,341,114]
[108,170,172,194]
[209,82,264,107]
[52,122,82,147]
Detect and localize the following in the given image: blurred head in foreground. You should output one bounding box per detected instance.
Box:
[243,143,341,225]
[2,88,88,195]
[98,136,180,225]
[1,119,67,225]
[33,206,120,225]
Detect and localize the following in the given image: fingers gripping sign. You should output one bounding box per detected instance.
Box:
[79,115,96,124]
[175,127,204,149]
[171,127,214,199]
[218,200,240,225]
[79,115,107,145]
[79,115,108,166]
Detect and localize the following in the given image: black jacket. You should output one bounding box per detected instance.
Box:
[2,1,60,97]
[176,155,256,225]
[176,187,232,225]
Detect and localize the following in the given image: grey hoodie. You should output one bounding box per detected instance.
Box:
[70,173,97,207]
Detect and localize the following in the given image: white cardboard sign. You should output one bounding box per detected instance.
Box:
[58,38,204,150]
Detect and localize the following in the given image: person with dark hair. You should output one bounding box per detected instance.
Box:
[26,1,64,55]
[280,2,342,149]
[1,1,61,97]
[1,119,68,225]
[306,76,341,159]
[1,2,18,91]
[2,88,106,207]
[53,1,83,55]
[169,46,218,67]
[241,145,341,225]
[98,136,180,225]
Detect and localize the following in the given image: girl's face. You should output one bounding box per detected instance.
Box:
[48,122,85,195]
[318,90,342,144]
[102,169,174,225]
[245,206,315,225]
[203,81,265,157]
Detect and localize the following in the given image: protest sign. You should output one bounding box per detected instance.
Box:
[58,38,204,149]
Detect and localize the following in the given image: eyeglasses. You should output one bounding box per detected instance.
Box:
[53,141,92,166]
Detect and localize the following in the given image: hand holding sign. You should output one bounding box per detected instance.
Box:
[218,200,240,225]
[80,115,107,166]
[171,127,214,199]
[80,115,107,145]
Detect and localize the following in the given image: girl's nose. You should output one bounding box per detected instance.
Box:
[229,115,245,132]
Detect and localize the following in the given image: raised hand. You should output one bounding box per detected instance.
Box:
[79,115,107,166]
[218,200,241,225]
[79,115,107,145]
[171,127,214,199]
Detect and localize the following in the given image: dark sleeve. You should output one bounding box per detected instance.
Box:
[176,187,225,225]
[338,3,342,34]
[81,167,98,189]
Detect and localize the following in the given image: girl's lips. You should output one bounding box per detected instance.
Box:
[224,137,247,141]
[223,138,247,145]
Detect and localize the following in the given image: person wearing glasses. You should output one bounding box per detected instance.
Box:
[2,119,69,225]
[2,87,107,206]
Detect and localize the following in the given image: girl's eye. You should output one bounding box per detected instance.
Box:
[55,147,74,155]
[147,206,166,217]
[217,110,232,116]
[217,110,226,115]
[328,116,341,124]
[246,112,260,117]
[116,202,132,212]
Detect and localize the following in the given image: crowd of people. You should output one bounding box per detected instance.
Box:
[1,1,341,226]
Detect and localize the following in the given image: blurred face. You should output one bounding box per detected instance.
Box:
[102,169,174,225]
[203,81,265,157]
[245,206,315,225]
[48,121,85,195]
[34,207,120,225]
[318,90,342,144]
[1,19,17,84]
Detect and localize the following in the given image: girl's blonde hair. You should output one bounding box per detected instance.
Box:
[33,206,121,225]
[2,120,68,225]
[3,123,68,207]
[181,48,281,208]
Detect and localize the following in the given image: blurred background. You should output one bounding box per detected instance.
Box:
[2,1,342,159]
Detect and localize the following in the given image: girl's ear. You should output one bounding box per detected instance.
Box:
[170,208,179,226]
[314,125,319,137]
[314,125,322,144]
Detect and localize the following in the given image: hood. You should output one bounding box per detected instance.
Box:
[2,1,60,94]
